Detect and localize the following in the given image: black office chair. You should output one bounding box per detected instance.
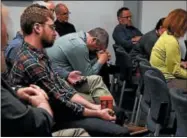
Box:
[130,58,150,124]
[145,70,176,136]
[110,44,121,95]
[112,44,138,108]
[136,55,149,64]
[134,61,166,126]
[170,88,187,136]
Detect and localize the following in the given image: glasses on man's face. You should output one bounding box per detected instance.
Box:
[120,15,132,19]
[44,23,56,30]
[60,11,71,16]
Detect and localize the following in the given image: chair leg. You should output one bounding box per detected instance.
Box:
[135,95,142,125]
[130,96,138,124]
[118,80,126,108]
[110,75,114,93]
[154,124,161,136]
[145,108,150,128]
[130,86,141,124]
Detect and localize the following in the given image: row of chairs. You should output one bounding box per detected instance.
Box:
[110,44,187,136]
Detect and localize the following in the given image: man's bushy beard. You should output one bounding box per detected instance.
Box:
[41,37,54,48]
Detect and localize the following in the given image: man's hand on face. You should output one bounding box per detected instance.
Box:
[97,50,109,64]
[67,71,83,85]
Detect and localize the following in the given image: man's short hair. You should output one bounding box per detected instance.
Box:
[88,27,109,48]
[20,4,54,36]
[117,7,129,17]
[155,17,165,30]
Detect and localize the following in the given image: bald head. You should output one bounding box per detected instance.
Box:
[46,1,55,13]
[55,3,70,22]
[33,1,55,13]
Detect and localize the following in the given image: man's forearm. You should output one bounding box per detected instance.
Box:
[71,93,99,110]
[82,108,100,118]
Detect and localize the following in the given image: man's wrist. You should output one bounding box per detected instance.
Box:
[37,102,53,117]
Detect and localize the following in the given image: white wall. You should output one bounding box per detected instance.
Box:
[141,1,187,34]
[2,1,33,41]
[3,1,124,63]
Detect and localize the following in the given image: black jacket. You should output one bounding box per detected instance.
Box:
[130,29,159,60]
[1,78,53,136]
[55,20,76,37]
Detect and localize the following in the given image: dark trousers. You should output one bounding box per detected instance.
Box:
[53,117,129,136]
[52,103,129,136]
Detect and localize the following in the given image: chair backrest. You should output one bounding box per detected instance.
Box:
[139,61,165,82]
[139,61,151,77]
[113,44,120,64]
[136,54,149,63]
[144,70,170,122]
[113,44,119,53]
[115,46,133,81]
[170,88,187,136]
[145,70,176,134]
[141,65,164,105]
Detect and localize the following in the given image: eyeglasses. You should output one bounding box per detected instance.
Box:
[60,11,71,16]
[44,23,56,30]
[120,16,132,19]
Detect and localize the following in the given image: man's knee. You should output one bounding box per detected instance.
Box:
[87,75,103,83]
[52,128,90,137]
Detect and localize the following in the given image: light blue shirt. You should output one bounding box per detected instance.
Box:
[46,31,103,76]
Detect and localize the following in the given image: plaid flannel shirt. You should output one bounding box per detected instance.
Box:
[9,42,84,116]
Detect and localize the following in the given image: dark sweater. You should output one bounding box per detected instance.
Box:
[112,24,142,53]
[55,20,76,36]
[1,78,53,136]
[130,29,159,60]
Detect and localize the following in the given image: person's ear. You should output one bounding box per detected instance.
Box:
[33,23,42,34]
[118,17,122,22]
[92,37,97,43]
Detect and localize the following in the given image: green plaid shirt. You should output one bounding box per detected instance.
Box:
[8,42,84,116]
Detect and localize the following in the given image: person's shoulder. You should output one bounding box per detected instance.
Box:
[18,44,38,62]
[113,24,127,34]
[115,24,126,29]
[143,30,157,38]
